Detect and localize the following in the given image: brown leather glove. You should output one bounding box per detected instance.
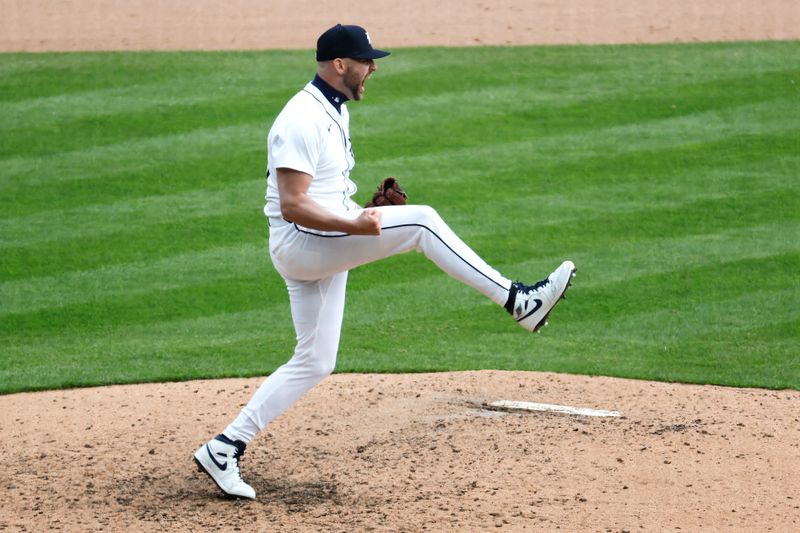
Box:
[364,177,408,207]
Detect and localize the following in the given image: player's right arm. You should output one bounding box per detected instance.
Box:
[277,168,381,235]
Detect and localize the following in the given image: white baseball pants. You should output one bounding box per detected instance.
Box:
[224,205,512,443]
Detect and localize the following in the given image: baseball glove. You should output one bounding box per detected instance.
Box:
[364,177,408,207]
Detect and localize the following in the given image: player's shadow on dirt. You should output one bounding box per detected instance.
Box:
[115,471,342,514]
[252,475,342,509]
[186,470,343,508]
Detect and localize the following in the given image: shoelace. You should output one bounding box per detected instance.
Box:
[518,277,550,294]
[506,277,552,315]
[230,448,244,477]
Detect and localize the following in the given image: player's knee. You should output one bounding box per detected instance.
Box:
[288,345,337,378]
[308,353,337,378]
[416,204,440,224]
[306,352,336,378]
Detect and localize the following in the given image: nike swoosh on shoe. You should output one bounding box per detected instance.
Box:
[206,444,228,470]
[517,298,543,322]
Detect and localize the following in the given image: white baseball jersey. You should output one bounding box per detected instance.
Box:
[264,81,360,220]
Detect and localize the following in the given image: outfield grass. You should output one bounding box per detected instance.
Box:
[1,41,798,394]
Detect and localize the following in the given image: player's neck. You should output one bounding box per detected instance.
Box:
[312,74,349,114]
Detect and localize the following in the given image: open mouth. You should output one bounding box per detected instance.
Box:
[351,69,373,99]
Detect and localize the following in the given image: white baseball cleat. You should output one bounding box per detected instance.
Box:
[505,260,576,333]
[194,435,256,500]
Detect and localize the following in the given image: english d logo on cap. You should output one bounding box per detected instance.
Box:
[316,24,391,61]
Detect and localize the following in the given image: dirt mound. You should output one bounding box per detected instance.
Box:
[2,371,798,531]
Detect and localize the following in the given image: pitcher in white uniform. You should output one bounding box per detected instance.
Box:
[193,24,576,500]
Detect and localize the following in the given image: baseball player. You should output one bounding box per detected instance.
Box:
[193,24,576,500]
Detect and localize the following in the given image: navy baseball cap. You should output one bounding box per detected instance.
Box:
[316,24,390,61]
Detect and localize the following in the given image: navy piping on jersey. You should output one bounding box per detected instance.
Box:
[301,87,356,211]
[290,222,507,292]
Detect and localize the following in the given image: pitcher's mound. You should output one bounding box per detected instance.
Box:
[2,370,798,531]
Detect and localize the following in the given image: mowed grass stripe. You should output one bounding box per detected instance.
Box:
[2,145,793,279]
[0,67,303,133]
[0,122,265,191]
[0,90,278,159]
[2,54,794,197]
[0,180,264,248]
[3,123,793,289]
[346,268,800,385]
[564,221,800,287]
[0,146,265,221]
[4,41,784,133]
[0,93,796,245]
[3,218,794,335]
[3,274,280,340]
[569,253,798,323]
[357,96,798,180]
[0,242,269,316]
[0,210,266,280]
[2,94,794,231]
[354,69,796,150]
[0,50,310,102]
[2,306,297,391]
[440,148,797,234]
[558,287,799,387]
[351,68,790,140]
[0,181,793,312]
[352,293,797,381]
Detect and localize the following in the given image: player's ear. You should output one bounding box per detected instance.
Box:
[331,58,347,75]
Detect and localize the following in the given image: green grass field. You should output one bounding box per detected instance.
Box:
[1,41,798,394]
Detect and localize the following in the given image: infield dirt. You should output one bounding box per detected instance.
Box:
[1,1,799,532]
[3,372,799,532]
[2,0,799,51]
